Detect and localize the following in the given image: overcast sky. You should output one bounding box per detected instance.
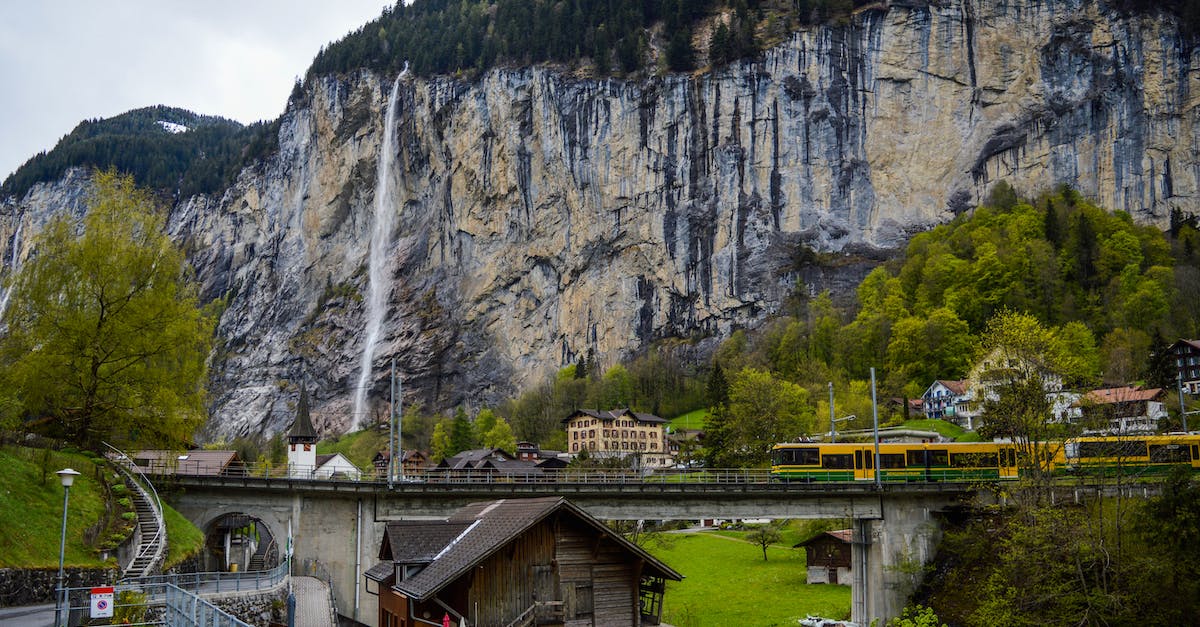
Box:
[0,1,392,183]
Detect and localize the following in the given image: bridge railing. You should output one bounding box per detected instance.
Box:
[119,559,290,596]
[149,462,781,485]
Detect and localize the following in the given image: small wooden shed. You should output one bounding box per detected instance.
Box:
[794,530,853,585]
[365,496,683,626]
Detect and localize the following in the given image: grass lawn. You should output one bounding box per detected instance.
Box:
[898,419,987,442]
[0,446,112,568]
[317,427,387,470]
[647,531,851,626]
[162,502,205,569]
[670,409,709,431]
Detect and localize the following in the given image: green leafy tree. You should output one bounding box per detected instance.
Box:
[473,407,497,444]
[481,416,517,453]
[0,171,215,450]
[450,406,474,454]
[746,521,783,561]
[430,420,452,462]
[714,368,814,467]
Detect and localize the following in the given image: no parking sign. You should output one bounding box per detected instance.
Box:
[90,586,114,618]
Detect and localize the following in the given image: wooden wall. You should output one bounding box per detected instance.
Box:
[555,516,639,627]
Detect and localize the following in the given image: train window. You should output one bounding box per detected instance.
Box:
[1002,448,1016,467]
[821,454,854,469]
[854,450,863,469]
[773,447,819,466]
[1193,445,1199,460]
[928,449,949,466]
[1078,440,1147,459]
[906,450,925,466]
[950,452,998,468]
[1149,444,1190,463]
[879,453,906,469]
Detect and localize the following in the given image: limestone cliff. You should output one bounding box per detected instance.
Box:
[2,0,1196,437]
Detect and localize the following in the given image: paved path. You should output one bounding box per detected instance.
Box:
[292,576,335,627]
[0,602,53,627]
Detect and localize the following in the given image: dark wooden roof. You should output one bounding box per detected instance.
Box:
[378,520,475,563]
[562,408,669,425]
[794,529,854,549]
[436,448,515,469]
[389,497,682,601]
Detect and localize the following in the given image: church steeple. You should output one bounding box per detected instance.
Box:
[289,383,317,445]
[287,381,318,478]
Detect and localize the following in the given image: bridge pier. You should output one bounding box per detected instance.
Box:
[851,496,945,625]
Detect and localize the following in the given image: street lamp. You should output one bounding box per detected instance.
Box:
[55,468,80,627]
[830,415,856,443]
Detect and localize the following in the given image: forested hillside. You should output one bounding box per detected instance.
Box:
[485,185,1200,460]
[0,106,278,201]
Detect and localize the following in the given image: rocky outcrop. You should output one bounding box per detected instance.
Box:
[2,0,1197,437]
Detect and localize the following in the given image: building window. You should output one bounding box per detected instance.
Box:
[572,442,579,452]
[573,431,579,440]
[589,430,595,438]
[588,441,596,450]
[651,443,658,450]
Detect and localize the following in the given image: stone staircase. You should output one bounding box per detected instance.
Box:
[116,464,166,579]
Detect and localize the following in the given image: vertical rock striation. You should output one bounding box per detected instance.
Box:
[2,1,1196,437]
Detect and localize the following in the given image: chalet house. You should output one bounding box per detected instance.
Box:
[921,380,968,421]
[373,449,430,478]
[129,449,244,477]
[311,453,362,480]
[794,530,853,585]
[432,448,550,479]
[1076,386,1167,434]
[562,409,672,468]
[1169,339,1200,395]
[515,442,569,470]
[364,496,683,627]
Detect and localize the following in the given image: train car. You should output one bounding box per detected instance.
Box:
[1051,433,1200,476]
[770,441,1019,482]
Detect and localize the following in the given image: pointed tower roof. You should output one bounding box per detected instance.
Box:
[289,383,317,443]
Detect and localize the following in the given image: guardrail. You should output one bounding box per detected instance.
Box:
[164,584,253,627]
[145,462,780,485]
[119,560,290,597]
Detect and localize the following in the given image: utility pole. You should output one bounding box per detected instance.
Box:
[828,382,835,442]
[870,368,881,489]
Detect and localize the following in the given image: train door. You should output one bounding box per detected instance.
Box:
[854,450,865,480]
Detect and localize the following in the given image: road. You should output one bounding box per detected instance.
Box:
[0,602,53,627]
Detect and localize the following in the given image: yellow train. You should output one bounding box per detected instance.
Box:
[770,434,1200,482]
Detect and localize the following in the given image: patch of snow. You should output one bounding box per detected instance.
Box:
[157,120,189,134]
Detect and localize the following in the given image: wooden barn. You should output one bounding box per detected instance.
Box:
[364,496,682,627]
[794,530,853,585]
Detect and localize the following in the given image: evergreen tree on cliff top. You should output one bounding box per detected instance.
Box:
[0,171,216,450]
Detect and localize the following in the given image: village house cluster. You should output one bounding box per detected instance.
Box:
[919,338,1200,435]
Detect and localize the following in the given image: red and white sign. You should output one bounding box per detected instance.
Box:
[90,586,114,618]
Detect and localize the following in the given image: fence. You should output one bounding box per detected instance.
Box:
[118,559,290,596]
[57,581,253,627]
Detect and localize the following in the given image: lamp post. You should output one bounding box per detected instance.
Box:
[55,468,80,627]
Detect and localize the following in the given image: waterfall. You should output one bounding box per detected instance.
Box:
[0,217,24,322]
[351,73,405,431]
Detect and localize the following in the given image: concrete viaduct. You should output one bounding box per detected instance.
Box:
[163,476,983,626]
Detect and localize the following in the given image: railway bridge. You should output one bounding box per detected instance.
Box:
[161,473,986,626]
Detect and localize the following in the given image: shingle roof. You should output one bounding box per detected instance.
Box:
[130,449,240,476]
[381,521,475,563]
[1080,386,1163,405]
[562,408,667,425]
[794,529,854,548]
[437,448,514,469]
[390,497,682,601]
[363,561,395,584]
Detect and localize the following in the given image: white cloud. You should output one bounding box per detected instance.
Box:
[0,0,390,183]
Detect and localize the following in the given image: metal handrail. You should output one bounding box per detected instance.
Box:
[105,441,166,578]
[120,559,290,596]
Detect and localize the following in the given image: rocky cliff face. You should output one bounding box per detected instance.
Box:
[2,0,1196,438]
